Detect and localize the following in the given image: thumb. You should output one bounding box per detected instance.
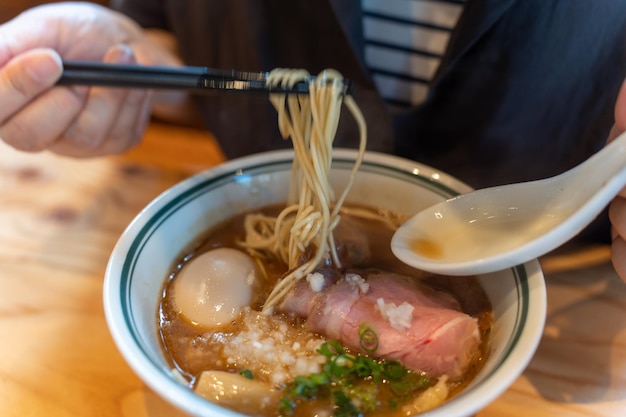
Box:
[608,78,626,143]
[0,48,63,118]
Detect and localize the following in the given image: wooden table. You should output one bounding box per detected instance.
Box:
[0,122,625,417]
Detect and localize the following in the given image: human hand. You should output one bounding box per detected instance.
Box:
[0,2,155,157]
[608,79,626,282]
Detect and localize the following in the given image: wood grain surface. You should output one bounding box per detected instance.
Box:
[0,120,624,417]
[0,122,222,417]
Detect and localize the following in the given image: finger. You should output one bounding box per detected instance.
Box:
[615,78,626,133]
[50,87,152,157]
[102,87,153,154]
[608,78,626,143]
[0,48,63,123]
[49,45,153,157]
[609,196,626,234]
[0,84,87,153]
[609,178,626,284]
[610,236,626,284]
[60,45,138,149]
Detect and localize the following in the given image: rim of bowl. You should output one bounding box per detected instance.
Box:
[103,148,547,417]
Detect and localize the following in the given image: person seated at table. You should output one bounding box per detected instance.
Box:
[1,1,626,280]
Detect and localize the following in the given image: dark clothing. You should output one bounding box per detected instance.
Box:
[112,0,626,241]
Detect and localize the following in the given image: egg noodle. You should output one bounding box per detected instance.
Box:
[238,68,367,312]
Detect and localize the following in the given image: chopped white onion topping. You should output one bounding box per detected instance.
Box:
[306,272,325,292]
[345,272,369,293]
[376,298,415,332]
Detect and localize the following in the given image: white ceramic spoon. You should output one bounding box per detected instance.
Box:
[391,130,626,276]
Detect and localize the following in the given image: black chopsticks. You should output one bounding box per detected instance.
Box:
[57,60,354,96]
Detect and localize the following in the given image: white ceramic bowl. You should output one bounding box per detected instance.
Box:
[103,149,546,417]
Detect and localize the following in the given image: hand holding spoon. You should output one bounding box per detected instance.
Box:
[391,130,626,276]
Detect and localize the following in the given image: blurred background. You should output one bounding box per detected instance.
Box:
[1,0,108,23]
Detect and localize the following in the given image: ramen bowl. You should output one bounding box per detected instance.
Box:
[103,149,546,417]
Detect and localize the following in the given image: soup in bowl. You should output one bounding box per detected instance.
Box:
[103,149,546,417]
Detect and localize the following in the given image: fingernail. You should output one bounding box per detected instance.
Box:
[107,44,136,64]
[27,49,62,84]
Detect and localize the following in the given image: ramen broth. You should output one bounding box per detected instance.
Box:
[158,204,492,417]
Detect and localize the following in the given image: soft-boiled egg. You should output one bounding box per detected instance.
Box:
[171,247,258,328]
